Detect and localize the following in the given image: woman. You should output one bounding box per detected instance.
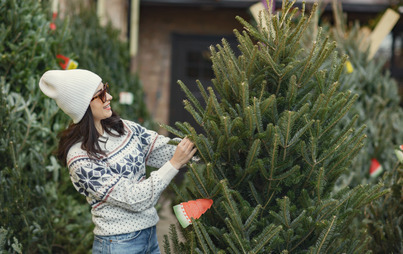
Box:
[39,69,196,253]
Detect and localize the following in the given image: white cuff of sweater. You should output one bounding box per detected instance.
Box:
[156,161,179,185]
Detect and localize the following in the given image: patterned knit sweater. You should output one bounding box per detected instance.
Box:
[67,119,179,236]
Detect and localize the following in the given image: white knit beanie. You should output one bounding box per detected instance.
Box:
[39,69,102,123]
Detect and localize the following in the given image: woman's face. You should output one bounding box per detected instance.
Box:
[90,82,113,123]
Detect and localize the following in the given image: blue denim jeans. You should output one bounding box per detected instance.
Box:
[92,226,161,254]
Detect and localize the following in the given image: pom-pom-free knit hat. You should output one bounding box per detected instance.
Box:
[39,69,102,123]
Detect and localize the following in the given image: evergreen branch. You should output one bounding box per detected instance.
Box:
[223,233,241,254]
[303,134,319,187]
[189,163,209,197]
[286,74,297,108]
[316,167,325,203]
[211,74,227,99]
[319,93,358,139]
[301,41,335,88]
[169,224,182,254]
[244,204,262,231]
[272,164,299,181]
[206,115,221,138]
[223,79,236,100]
[178,80,204,114]
[196,220,218,253]
[245,106,256,136]
[241,81,250,110]
[290,209,306,228]
[288,119,314,148]
[222,38,241,75]
[269,134,280,179]
[208,87,223,116]
[246,45,259,76]
[163,235,171,254]
[310,93,325,120]
[282,111,293,160]
[196,80,209,106]
[206,162,218,183]
[233,29,252,59]
[258,79,267,103]
[316,216,337,253]
[259,158,271,181]
[300,141,313,167]
[198,134,214,163]
[260,94,276,115]
[236,16,268,48]
[278,0,295,28]
[288,15,308,53]
[292,2,318,55]
[174,121,192,136]
[223,218,246,253]
[298,40,317,85]
[316,190,356,225]
[248,181,263,205]
[221,115,231,138]
[253,97,264,133]
[192,219,211,254]
[203,97,215,123]
[323,81,339,114]
[251,224,282,253]
[221,181,244,232]
[322,136,362,178]
[246,139,261,170]
[183,100,203,126]
[257,42,281,76]
[317,129,352,165]
[262,186,277,211]
[327,114,358,150]
[170,182,187,201]
[281,196,291,228]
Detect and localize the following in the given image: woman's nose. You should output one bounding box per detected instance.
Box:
[107,92,113,101]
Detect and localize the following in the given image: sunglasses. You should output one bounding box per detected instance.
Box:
[91,83,109,103]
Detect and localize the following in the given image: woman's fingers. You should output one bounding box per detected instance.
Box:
[170,138,197,169]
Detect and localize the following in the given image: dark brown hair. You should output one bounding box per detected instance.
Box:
[56,107,125,166]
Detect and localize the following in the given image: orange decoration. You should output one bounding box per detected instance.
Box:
[369,158,383,178]
[173,199,213,228]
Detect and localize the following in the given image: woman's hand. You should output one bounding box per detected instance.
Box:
[170,138,197,169]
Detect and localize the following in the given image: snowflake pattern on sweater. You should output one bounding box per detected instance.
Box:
[67,120,179,236]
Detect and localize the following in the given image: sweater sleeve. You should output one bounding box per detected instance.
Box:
[145,135,180,168]
[69,158,179,212]
[124,119,179,169]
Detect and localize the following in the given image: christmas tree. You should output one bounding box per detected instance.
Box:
[362,153,403,253]
[327,2,403,251]
[0,0,68,252]
[1,0,152,252]
[329,0,403,187]
[163,1,386,252]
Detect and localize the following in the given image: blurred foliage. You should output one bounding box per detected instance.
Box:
[329,1,403,187]
[0,0,151,253]
[362,157,403,253]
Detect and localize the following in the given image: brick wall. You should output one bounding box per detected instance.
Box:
[137,6,250,133]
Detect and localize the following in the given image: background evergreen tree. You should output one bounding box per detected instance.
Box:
[163,1,386,252]
[1,0,151,252]
[328,1,403,188]
[361,154,403,253]
[325,2,403,251]
[1,0,70,252]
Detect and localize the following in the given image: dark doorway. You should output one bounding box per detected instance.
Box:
[169,33,238,137]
